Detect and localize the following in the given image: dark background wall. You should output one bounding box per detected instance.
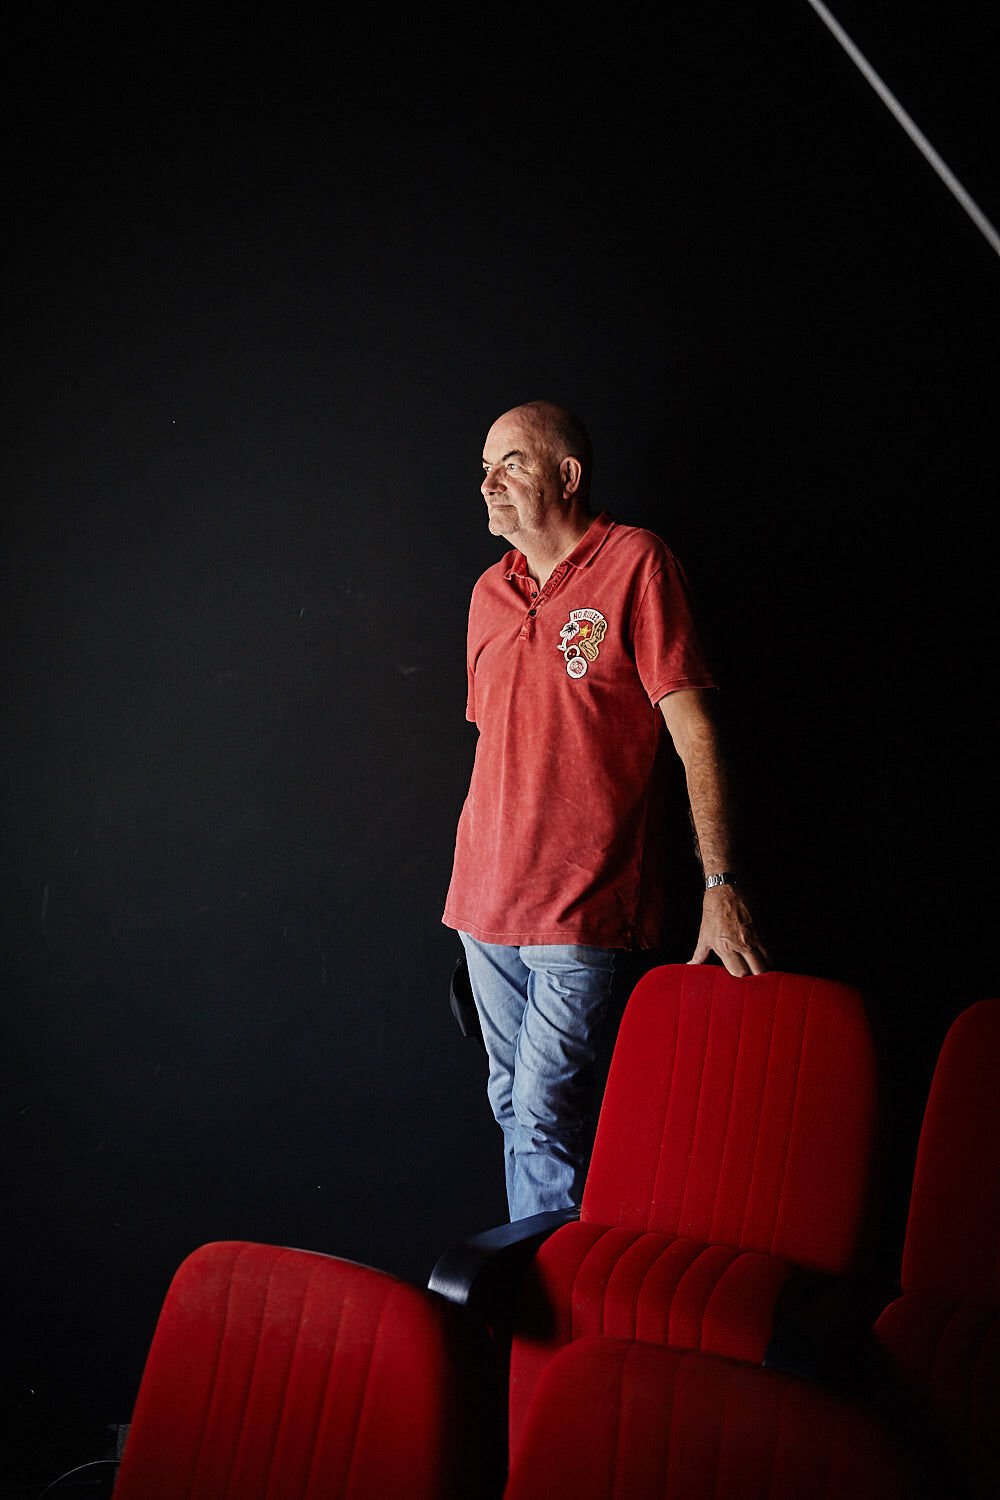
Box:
[3,2,998,1486]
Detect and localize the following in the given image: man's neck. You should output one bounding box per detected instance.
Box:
[517,509,594,588]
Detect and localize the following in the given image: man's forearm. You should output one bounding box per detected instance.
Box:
[659,689,770,976]
[679,718,738,878]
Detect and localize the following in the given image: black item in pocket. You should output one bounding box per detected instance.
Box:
[450,954,485,1051]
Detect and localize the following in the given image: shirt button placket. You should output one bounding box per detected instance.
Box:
[520,563,565,637]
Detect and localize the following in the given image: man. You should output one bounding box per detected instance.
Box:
[443,400,768,1220]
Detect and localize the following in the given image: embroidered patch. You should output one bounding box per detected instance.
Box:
[558,608,608,679]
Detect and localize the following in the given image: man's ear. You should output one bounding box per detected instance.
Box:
[560,455,583,498]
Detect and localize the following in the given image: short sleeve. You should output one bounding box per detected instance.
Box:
[632,550,716,705]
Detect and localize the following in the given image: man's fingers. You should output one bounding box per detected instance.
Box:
[689,940,772,977]
[743,948,770,976]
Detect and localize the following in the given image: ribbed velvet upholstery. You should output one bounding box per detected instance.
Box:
[872,998,1000,1498]
[896,999,1000,1300]
[508,965,878,1449]
[584,965,876,1254]
[504,1338,925,1499]
[113,1241,489,1500]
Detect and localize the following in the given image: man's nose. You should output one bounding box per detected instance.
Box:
[482,468,503,496]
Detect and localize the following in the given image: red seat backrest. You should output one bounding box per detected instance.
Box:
[901,997,1000,1301]
[114,1241,488,1500]
[583,965,878,1273]
[505,1338,926,1499]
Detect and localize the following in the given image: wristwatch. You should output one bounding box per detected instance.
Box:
[704,871,740,891]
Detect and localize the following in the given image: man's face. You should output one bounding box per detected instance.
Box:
[480,410,563,543]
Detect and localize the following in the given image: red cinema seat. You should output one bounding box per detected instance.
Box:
[504,965,880,1450]
[872,998,1000,1499]
[113,1241,495,1500]
[504,1338,925,1499]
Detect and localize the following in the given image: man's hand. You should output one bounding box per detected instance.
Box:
[689,883,770,977]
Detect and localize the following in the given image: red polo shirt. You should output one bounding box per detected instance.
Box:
[442,512,715,949]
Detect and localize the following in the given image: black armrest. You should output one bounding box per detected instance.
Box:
[763,1271,900,1387]
[429,1207,579,1322]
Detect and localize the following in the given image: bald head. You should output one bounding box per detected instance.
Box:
[499,401,593,498]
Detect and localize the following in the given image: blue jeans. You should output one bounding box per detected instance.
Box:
[459,934,616,1221]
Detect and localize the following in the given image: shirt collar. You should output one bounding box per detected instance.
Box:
[504,511,615,580]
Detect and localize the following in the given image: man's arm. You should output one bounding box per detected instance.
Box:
[658,687,770,977]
